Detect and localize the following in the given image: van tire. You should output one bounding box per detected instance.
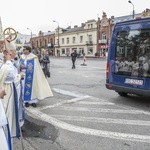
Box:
[117,92,128,97]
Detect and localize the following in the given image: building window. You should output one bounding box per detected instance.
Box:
[102,33,107,39]
[72,48,77,53]
[88,24,90,29]
[67,37,69,44]
[79,48,84,54]
[61,48,65,54]
[62,38,64,44]
[87,47,93,55]
[88,35,92,42]
[102,20,107,26]
[80,36,83,43]
[73,37,76,44]
[91,24,93,28]
[102,33,107,43]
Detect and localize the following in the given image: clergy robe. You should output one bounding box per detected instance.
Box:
[0,60,20,138]
[20,53,53,103]
[0,99,12,150]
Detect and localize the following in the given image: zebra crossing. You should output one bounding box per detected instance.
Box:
[26,88,150,144]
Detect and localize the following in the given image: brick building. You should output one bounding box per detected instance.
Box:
[31,31,55,55]
[97,12,113,57]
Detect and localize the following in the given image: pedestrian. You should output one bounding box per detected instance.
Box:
[71,50,77,69]
[39,48,50,78]
[0,87,12,150]
[20,46,53,108]
[82,52,87,66]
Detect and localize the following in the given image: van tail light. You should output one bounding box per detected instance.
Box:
[106,63,110,79]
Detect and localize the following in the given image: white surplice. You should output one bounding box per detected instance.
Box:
[20,53,53,103]
[0,100,11,150]
[0,60,19,138]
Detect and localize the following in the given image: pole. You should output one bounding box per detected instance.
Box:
[58,24,59,48]
[53,20,60,56]
[128,0,135,19]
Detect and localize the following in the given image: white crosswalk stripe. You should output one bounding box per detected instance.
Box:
[26,88,150,143]
[50,115,150,126]
[26,108,150,143]
[57,106,149,115]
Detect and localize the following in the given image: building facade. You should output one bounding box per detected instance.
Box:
[31,31,55,55]
[29,8,150,57]
[97,12,113,57]
[54,19,97,57]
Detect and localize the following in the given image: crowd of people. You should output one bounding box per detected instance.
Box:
[0,40,53,150]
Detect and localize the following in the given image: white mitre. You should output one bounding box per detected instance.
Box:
[5,39,16,50]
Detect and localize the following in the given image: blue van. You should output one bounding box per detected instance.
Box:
[106,17,150,97]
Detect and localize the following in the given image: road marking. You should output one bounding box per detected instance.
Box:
[53,88,90,98]
[77,101,114,105]
[57,106,148,115]
[27,88,150,143]
[26,108,150,143]
[51,115,150,126]
[38,96,90,111]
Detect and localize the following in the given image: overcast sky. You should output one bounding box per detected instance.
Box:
[0,0,149,35]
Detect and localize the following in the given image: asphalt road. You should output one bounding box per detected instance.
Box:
[14,57,150,150]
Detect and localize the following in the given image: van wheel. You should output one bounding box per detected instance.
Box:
[118,92,128,97]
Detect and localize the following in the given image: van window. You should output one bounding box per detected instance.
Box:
[115,29,150,78]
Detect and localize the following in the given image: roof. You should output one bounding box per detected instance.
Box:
[63,26,84,33]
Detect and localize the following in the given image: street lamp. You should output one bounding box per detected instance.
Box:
[27,28,33,48]
[53,20,60,54]
[128,0,135,19]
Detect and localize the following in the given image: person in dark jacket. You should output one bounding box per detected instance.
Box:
[39,48,50,77]
[71,50,77,69]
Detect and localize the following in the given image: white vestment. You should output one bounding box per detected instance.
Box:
[0,100,11,150]
[20,53,53,103]
[12,59,24,127]
[0,60,20,138]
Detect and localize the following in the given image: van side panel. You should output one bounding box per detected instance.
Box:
[106,18,150,96]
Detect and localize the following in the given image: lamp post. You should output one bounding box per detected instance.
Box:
[53,20,60,56]
[128,0,135,19]
[27,28,33,48]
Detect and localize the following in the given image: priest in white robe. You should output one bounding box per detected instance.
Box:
[0,49,20,138]
[8,46,25,127]
[0,87,12,150]
[20,46,53,107]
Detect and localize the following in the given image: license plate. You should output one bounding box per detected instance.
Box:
[125,78,143,85]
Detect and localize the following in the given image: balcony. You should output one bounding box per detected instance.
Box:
[54,43,60,48]
[86,41,93,46]
[99,39,107,44]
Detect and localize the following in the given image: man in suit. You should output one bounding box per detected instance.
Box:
[71,50,77,69]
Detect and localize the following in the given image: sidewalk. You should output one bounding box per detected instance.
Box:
[13,138,35,150]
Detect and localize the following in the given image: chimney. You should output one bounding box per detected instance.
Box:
[67,26,71,29]
[74,25,78,28]
[146,8,150,12]
[81,23,85,27]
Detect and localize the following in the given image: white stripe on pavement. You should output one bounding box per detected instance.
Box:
[51,115,150,126]
[77,101,114,105]
[38,96,90,111]
[58,106,148,115]
[26,108,150,143]
[53,88,90,98]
